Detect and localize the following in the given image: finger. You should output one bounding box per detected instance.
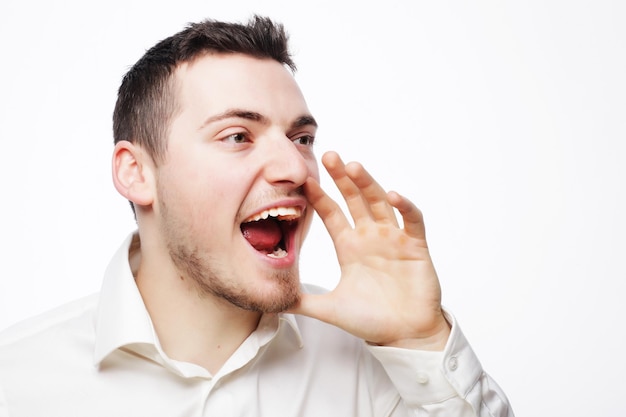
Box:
[321,151,372,223]
[387,191,426,241]
[304,177,352,237]
[345,161,398,226]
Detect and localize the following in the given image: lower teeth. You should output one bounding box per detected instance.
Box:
[267,247,287,258]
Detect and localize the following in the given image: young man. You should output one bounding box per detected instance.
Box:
[0,16,513,416]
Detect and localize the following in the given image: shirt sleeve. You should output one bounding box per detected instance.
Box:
[366,311,514,416]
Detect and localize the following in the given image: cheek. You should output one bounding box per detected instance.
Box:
[156,168,221,223]
[161,155,239,204]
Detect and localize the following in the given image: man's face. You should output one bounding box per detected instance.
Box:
[153,53,319,313]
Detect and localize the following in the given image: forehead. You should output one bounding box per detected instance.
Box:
[172,53,309,120]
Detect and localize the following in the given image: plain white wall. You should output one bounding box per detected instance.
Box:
[1,1,624,416]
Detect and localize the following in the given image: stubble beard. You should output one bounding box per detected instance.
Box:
[160,198,302,314]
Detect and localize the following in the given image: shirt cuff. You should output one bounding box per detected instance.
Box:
[366,310,483,407]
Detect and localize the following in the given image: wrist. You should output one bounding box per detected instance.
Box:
[374,315,451,351]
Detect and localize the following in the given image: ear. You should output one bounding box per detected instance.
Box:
[112,141,155,208]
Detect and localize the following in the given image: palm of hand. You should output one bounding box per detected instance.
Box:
[291,152,450,349]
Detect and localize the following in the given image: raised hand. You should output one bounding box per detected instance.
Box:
[290,151,451,350]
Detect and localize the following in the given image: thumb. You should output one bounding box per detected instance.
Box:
[288,292,337,323]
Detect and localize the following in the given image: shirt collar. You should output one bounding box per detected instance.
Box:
[93,231,304,367]
[93,232,156,365]
[278,313,304,348]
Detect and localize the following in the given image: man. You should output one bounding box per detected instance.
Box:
[0,16,513,416]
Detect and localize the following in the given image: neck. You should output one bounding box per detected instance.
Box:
[132,234,261,375]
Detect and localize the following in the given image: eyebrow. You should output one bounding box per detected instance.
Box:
[200,108,318,130]
[291,115,318,129]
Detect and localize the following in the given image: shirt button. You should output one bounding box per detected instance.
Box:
[448,356,459,371]
[416,372,429,385]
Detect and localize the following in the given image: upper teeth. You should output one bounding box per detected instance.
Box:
[245,206,302,222]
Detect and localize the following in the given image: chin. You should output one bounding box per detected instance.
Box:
[234,269,302,313]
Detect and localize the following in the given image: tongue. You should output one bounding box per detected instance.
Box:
[241,219,282,252]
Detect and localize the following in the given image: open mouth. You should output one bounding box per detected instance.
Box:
[240,206,302,258]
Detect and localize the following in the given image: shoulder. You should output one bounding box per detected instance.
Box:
[0,293,98,352]
[0,294,104,414]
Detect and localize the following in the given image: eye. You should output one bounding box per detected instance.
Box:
[293,134,315,146]
[223,132,250,144]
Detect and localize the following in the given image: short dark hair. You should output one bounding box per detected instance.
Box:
[112,15,296,163]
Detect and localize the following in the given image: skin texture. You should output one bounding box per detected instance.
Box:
[112,52,450,373]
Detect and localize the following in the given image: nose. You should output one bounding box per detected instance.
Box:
[261,135,312,188]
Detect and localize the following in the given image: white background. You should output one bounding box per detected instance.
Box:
[1,1,624,416]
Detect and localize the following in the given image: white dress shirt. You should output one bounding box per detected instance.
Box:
[0,233,513,416]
